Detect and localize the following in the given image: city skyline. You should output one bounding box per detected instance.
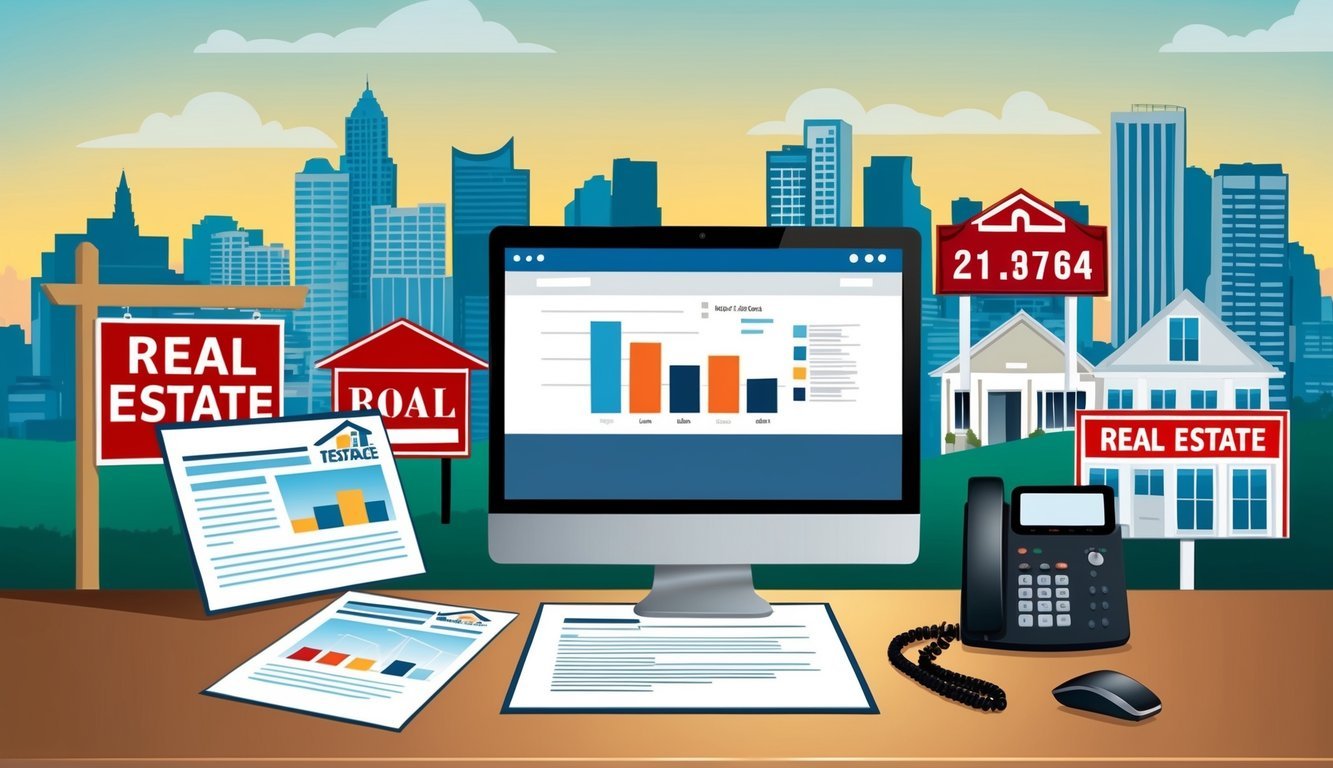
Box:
[3,1,1331,337]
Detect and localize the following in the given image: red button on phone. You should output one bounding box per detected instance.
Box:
[1017,547,1028,555]
[1055,562,1068,570]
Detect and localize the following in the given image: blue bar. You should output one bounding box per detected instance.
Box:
[590,321,622,414]
[669,366,700,413]
[740,329,764,335]
[505,248,903,273]
[366,499,390,523]
[313,504,344,530]
[190,476,266,493]
[182,446,305,462]
[740,318,775,324]
[185,456,311,477]
[747,378,778,414]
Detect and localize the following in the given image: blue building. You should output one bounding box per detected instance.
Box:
[565,175,612,226]
[1295,321,1333,403]
[766,145,811,226]
[29,171,179,432]
[184,216,261,285]
[1110,105,1186,345]
[1183,166,1212,303]
[951,197,984,225]
[1209,163,1290,406]
[371,203,449,339]
[210,231,289,287]
[0,324,30,436]
[610,158,661,226]
[6,376,63,439]
[340,83,398,340]
[803,119,851,226]
[1288,242,1321,327]
[452,138,530,440]
[294,158,350,413]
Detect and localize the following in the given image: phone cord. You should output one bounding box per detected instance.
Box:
[887,622,1007,712]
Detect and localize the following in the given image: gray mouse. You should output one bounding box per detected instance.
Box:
[1053,669,1161,721]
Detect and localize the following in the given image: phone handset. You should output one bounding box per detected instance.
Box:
[961,476,1006,642]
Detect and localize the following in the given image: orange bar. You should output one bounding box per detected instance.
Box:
[291,517,318,534]
[708,355,740,413]
[629,343,662,413]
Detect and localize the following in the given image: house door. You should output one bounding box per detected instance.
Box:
[1131,469,1165,537]
[986,391,1022,444]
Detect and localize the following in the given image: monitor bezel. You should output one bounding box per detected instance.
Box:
[489,225,921,515]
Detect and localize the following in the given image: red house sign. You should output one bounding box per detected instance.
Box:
[935,189,1108,296]
[315,319,488,458]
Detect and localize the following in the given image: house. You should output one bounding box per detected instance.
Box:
[931,311,1096,450]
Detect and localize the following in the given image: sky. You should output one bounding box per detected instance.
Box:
[1,0,1330,338]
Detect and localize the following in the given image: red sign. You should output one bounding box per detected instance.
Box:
[1077,411,1285,460]
[96,318,284,464]
[935,189,1108,296]
[315,319,488,458]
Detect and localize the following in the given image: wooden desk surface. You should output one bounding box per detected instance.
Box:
[0,589,1329,767]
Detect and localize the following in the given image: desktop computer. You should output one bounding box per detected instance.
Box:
[489,226,921,617]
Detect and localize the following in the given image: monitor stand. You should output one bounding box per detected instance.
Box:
[633,564,773,618]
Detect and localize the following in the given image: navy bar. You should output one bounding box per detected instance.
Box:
[669,365,701,414]
[746,378,778,414]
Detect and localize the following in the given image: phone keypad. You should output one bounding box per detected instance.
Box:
[1016,559,1077,630]
[1011,545,1124,641]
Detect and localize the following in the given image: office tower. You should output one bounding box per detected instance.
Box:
[803,119,851,226]
[1288,243,1321,326]
[184,216,261,285]
[6,376,61,439]
[294,158,350,413]
[610,158,661,226]
[1183,166,1212,303]
[370,203,448,337]
[210,231,289,287]
[1294,321,1333,402]
[0,324,30,435]
[1210,163,1290,406]
[1324,297,1333,323]
[452,138,530,439]
[565,175,612,226]
[766,145,812,226]
[1110,105,1186,345]
[1054,200,1096,358]
[29,171,177,434]
[340,82,398,340]
[951,197,984,225]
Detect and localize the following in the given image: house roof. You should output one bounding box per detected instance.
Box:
[315,419,372,446]
[930,310,1093,377]
[1095,290,1277,374]
[315,319,488,371]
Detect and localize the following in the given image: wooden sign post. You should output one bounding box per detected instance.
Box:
[41,243,307,589]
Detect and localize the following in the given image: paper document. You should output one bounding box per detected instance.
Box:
[206,592,516,730]
[503,603,876,713]
[159,411,424,612]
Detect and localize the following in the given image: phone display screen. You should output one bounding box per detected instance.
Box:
[1017,492,1108,527]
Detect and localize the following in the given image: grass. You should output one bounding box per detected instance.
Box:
[2,422,1330,590]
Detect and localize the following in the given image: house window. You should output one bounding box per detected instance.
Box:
[1133,469,1164,496]
[1089,467,1120,498]
[1040,391,1087,430]
[1169,317,1200,361]
[1176,468,1215,531]
[953,391,971,430]
[1235,388,1263,409]
[1232,469,1268,531]
[1190,389,1219,409]
[1107,389,1134,409]
[1150,389,1177,409]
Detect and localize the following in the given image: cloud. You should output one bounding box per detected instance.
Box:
[748,89,1098,136]
[195,0,553,54]
[1161,0,1333,53]
[78,93,335,149]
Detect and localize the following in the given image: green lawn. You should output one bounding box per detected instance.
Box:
[2,424,1329,590]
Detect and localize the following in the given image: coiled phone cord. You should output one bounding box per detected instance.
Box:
[887,622,1007,712]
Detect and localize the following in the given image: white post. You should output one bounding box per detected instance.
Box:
[959,296,972,390]
[1179,540,1195,590]
[1064,297,1077,392]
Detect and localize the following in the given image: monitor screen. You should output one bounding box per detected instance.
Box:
[501,245,905,502]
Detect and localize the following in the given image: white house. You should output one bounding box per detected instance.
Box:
[931,311,1096,450]
[1093,290,1281,412]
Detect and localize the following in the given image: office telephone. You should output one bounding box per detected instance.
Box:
[888,477,1130,711]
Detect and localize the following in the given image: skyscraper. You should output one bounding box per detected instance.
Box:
[1287,242,1321,327]
[951,197,984,224]
[340,83,398,340]
[1210,162,1290,406]
[1183,166,1212,303]
[1110,105,1186,345]
[803,119,851,226]
[29,171,177,431]
[452,138,530,439]
[294,158,350,413]
[765,145,811,226]
[610,158,661,226]
[184,216,261,285]
[371,203,449,338]
[565,175,612,226]
[210,231,289,287]
[0,324,30,435]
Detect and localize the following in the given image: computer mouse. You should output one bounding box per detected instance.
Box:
[1052,669,1161,721]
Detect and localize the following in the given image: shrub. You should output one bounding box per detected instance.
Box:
[1029,427,1046,438]
[944,431,956,445]
[966,428,981,448]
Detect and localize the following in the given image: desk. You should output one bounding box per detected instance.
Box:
[0,590,1328,766]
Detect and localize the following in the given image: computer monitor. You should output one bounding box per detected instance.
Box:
[490,226,920,617]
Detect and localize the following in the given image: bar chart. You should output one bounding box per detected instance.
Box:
[278,617,473,684]
[276,466,396,534]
